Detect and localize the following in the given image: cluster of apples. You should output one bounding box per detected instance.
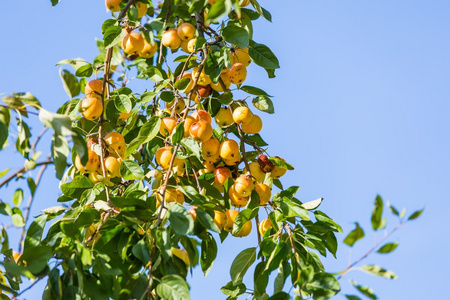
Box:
[77,80,130,183]
[153,104,286,237]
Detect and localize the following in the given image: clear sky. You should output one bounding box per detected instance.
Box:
[1,0,449,299]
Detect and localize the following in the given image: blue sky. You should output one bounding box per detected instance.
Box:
[1,0,449,299]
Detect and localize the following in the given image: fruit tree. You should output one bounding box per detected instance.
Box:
[0,0,422,299]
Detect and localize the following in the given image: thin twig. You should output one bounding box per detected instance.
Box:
[337,222,403,279]
[18,157,51,253]
[31,128,49,153]
[158,0,171,65]
[0,160,53,189]
[0,104,39,116]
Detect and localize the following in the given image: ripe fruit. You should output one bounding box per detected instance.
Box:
[118,109,132,121]
[210,73,231,92]
[213,181,225,193]
[258,154,274,173]
[219,139,240,161]
[106,0,122,12]
[183,116,196,137]
[214,211,227,230]
[230,48,251,67]
[202,137,220,157]
[180,39,190,53]
[104,131,125,144]
[161,29,181,50]
[172,248,190,266]
[241,115,263,135]
[160,117,177,136]
[104,132,126,158]
[139,40,157,58]
[214,107,234,127]
[89,171,103,184]
[81,97,103,120]
[122,32,145,55]
[192,67,211,86]
[193,85,212,102]
[244,162,265,182]
[271,165,287,179]
[177,23,196,41]
[189,120,213,143]
[176,189,185,204]
[85,79,103,99]
[166,99,185,114]
[75,151,101,173]
[229,184,250,208]
[234,176,254,197]
[187,38,197,53]
[199,161,215,175]
[155,146,183,169]
[224,157,240,166]
[224,209,239,232]
[214,167,232,185]
[228,63,247,85]
[104,156,121,178]
[188,206,197,220]
[191,110,212,123]
[255,183,271,205]
[234,219,252,237]
[205,151,220,163]
[259,218,272,236]
[232,106,253,125]
[174,160,186,176]
[156,187,178,203]
[136,2,148,18]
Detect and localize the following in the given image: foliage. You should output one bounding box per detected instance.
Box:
[0,0,422,299]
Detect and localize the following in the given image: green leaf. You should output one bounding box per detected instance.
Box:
[120,160,144,180]
[201,232,218,276]
[377,242,398,254]
[132,239,151,265]
[223,25,249,48]
[52,133,69,179]
[60,175,94,198]
[126,117,161,156]
[171,122,185,145]
[2,261,34,279]
[279,199,310,220]
[343,222,365,247]
[361,265,397,279]
[39,108,75,136]
[196,208,221,233]
[232,208,258,235]
[174,78,191,90]
[114,94,132,113]
[371,194,384,230]
[345,295,362,300]
[217,91,233,105]
[59,69,80,99]
[168,203,194,236]
[75,63,93,77]
[160,91,175,103]
[302,198,323,210]
[252,95,274,114]
[408,208,424,221]
[12,188,24,207]
[12,213,25,227]
[0,121,8,149]
[240,85,272,97]
[221,281,246,298]
[230,247,256,284]
[269,156,294,170]
[248,43,280,69]
[156,275,190,300]
[180,137,202,161]
[250,0,272,22]
[350,280,377,300]
[207,0,232,23]
[103,26,123,49]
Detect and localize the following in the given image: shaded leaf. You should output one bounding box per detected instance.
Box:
[343,222,364,247]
